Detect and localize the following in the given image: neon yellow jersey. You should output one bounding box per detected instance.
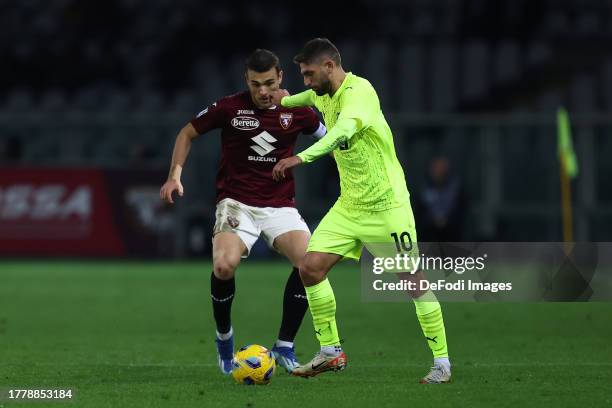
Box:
[282,72,409,212]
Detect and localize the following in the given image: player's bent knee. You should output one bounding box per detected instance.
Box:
[298,261,326,285]
[213,259,237,280]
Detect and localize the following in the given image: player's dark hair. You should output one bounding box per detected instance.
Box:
[245,49,280,73]
[293,38,341,66]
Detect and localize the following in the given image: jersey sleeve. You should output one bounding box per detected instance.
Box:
[296,118,358,164]
[338,84,377,131]
[189,100,226,134]
[281,90,316,108]
[301,107,322,134]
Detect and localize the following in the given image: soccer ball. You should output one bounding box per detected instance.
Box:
[231,344,276,385]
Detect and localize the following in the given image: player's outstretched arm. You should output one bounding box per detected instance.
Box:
[297,117,358,163]
[275,89,316,108]
[160,123,198,204]
[272,118,358,181]
[270,89,290,106]
[272,156,303,181]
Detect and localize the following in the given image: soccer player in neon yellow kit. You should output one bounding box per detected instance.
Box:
[271,38,451,383]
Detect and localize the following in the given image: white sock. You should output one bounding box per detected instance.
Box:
[434,357,451,370]
[275,340,294,349]
[321,345,342,356]
[216,327,233,341]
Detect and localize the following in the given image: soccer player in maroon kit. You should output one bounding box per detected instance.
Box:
[160,49,326,375]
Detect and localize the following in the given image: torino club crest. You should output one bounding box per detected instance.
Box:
[279,112,293,130]
[227,216,240,228]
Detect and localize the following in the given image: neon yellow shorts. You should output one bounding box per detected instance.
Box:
[307,201,419,261]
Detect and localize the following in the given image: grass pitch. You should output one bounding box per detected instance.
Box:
[0,261,611,407]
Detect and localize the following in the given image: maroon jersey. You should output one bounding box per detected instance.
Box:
[190,91,321,208]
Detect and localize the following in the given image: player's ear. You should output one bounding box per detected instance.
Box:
[278,69,283,86]
[323,59,334,73]
[244,72,249,86]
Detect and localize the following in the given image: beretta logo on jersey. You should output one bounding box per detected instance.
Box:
[279,112,293,130]
[231,116,260,130]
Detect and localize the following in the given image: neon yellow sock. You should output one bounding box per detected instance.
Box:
[413,290,449,358]
[305,278,340,346]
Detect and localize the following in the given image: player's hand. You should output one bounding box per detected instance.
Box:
[160,179,184,204]
[272,156,303,181]
[270,89,290,106]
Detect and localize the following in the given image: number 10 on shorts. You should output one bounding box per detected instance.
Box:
[390,231,413,253]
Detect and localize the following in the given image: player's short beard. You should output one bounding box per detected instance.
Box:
[314,77,332,96]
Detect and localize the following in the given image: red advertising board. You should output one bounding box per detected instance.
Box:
[0,168,125,256]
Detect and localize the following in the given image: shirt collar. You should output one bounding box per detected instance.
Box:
[331,72,353,101]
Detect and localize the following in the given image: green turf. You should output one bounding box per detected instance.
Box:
[0,261,611,407]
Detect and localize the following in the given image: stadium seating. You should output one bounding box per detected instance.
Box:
[2,0,611,241]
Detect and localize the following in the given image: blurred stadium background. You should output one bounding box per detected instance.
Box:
[1,0,611,255]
